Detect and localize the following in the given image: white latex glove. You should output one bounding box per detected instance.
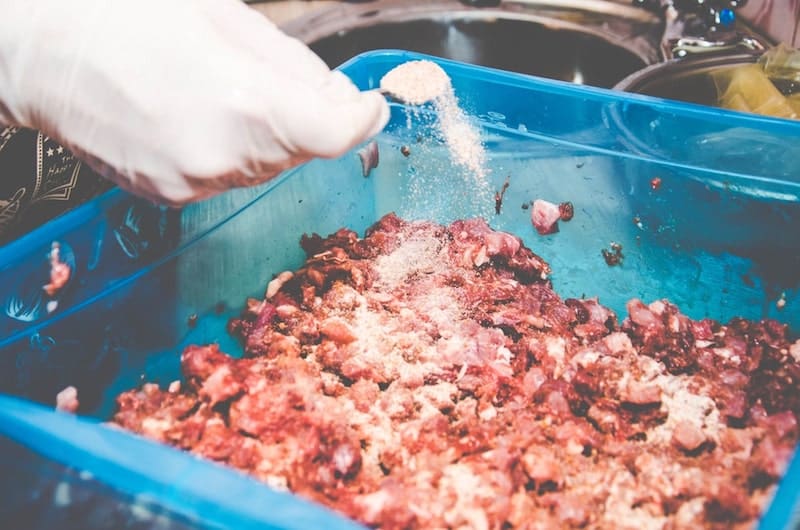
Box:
[0,0,389,206]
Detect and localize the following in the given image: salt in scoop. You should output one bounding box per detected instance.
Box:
[360,61,452,178]
[380,60,452,105]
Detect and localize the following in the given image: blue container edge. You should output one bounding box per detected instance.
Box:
[0,394,365,530]
[340,49,800,134]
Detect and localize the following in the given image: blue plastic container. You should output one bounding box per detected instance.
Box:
[0,50,798,529]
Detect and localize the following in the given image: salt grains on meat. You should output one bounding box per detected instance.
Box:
[112,213,800,530]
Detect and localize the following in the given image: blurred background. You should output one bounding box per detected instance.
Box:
[249,0,799,47]
[1,0,797,245]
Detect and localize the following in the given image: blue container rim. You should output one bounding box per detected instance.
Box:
[339,49,800,133]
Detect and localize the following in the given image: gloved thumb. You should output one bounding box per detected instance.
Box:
[277,75,390,159]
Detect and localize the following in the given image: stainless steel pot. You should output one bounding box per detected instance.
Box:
[277,0,664,88]
[610,51,800,174]
[613,52,761,106]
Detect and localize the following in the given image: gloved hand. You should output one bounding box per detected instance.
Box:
[0,0,389,206]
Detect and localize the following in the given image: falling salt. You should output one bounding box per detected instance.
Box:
[380,60,494,219]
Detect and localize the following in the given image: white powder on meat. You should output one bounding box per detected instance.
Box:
[790,339,800,362]
[115,215,800,530]
[373,227,446,289]
[650,374,723,446]
[328,287,450,385]
[322,226,513,386]
[439,462,496,530]
[602,468,668,530]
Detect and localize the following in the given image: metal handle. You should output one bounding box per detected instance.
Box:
[634,0,744,31]
[668,34,766,58]
[638,0,768,60]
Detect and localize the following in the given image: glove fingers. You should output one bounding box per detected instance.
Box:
[2,0,387,208]
[279,85,389,159]
[321,71,362,102]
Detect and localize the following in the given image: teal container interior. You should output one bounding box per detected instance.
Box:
[0,50,798,529]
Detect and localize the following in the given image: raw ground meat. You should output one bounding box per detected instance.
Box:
[113,213,800,530]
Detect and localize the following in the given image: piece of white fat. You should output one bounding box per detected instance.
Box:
[55,385,79,413]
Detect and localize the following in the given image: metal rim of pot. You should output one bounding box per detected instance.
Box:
[613,51,762,95]
[605,49,800,202]
[606,52,761,164]
[277,0,664,71]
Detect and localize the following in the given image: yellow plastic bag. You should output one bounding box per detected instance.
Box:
[711,44,799,120]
